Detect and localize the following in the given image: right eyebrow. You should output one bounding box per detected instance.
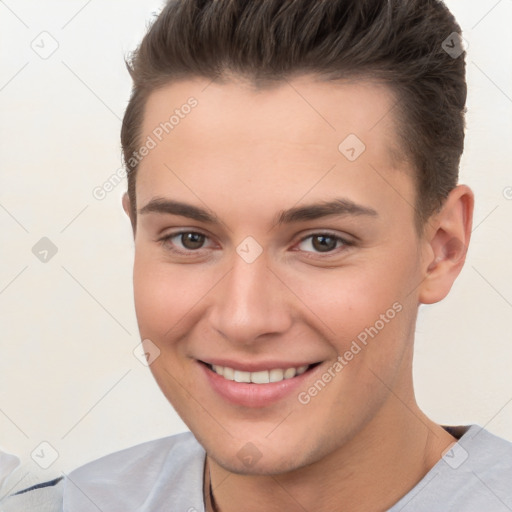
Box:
[138,198,218,224]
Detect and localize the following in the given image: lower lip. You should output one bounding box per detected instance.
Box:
[200,362,318,408]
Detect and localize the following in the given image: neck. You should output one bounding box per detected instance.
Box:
[207,398,456,512]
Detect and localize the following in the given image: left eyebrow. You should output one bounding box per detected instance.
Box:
[272,198,378,227]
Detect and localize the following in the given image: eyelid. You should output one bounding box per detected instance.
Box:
[296,229,354,245]
[292,230,355,256]
[158,228,216,253]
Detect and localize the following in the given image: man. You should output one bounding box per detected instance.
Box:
[5,0,511,510]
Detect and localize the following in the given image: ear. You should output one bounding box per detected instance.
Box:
[418,185,474,305]
[122,192,136,236]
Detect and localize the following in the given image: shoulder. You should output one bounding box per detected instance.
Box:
[0,433,205,512]
[441,425,512,488]
[67,431,203,482]
[457,425,512,499]
[1,476,64,512]
[390,425,512,512]
[62,431,206,511]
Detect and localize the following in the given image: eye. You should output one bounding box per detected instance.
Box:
[297,233,349,254]
[160,231,211,252]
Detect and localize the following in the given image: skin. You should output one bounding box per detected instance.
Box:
[123,76,474,511]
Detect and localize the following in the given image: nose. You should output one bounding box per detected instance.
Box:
[207,253,293,345]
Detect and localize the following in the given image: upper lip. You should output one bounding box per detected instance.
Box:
[199,359,321,372]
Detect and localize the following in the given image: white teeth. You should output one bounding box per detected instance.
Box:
[284,368,296,379]
[234,370,251,383]
[296,365,308,375]
[251,370,270,384]
[210,364,311,383]
[269,369,284,382]
[223,366,235,380]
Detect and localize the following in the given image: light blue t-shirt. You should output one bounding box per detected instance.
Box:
[3,425,512,511]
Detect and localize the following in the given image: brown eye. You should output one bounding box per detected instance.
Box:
[312,235,338,252]
[159,230,215,256]
[297,233,347,254]
[180,232,205,250]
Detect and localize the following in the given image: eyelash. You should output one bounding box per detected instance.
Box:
[158,230,354,258]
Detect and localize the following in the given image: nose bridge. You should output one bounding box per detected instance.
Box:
[209,252,291,342]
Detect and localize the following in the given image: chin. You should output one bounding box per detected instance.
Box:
[213,449,308,477]
[204,428,335,478]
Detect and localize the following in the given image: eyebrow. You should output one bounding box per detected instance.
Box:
[138,197,378,226]
[139,198,217,223]
[273,198,378,227]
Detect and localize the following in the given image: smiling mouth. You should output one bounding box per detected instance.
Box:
[203,362,321,384]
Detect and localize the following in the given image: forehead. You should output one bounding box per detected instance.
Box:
[136,76,413,223]
[142,76,402,159]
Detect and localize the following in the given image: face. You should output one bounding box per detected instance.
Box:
[129,76,431,475]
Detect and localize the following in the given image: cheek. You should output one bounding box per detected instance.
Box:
[132,254,206,409]
[294,255,415,332]
[133,261,173,337]
[288,250,420,377]
[132,250,210,339]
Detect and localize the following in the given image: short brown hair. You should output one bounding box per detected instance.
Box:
[121,0,466,227]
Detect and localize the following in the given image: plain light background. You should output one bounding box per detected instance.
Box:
[1,0,511,481]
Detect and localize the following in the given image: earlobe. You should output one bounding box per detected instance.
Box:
[122,192,130,216]
[418,185,474,305]
[122,192,136,235]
